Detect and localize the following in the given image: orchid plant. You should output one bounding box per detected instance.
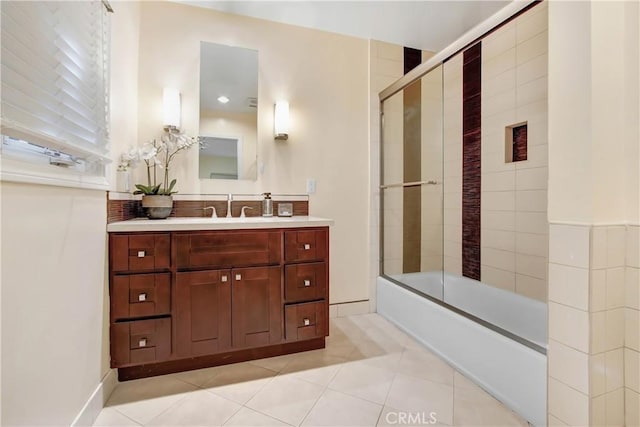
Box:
[120,129,200,196]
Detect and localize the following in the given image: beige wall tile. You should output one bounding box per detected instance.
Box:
[481,211,515,232]
[548,339,590,394]
[627,267,640,310]
[591,227,608,270]
[515,253,547,280]
[482,229,516,252]
[605,349,625,392]
[515,144,549,170]
[605,388,625,427]
[481,266,516,291]
[548,377,589,426]
[592,311,607,354]
[606,267,626,310]
[516,76,548,106]
[516,2,548,43]
[375,41,403,61]
[481,247,515,272]
[483,68,516,98]
[548,414,568,426]
[516,166,548,191]
[626,388,640,427]
[548,263,589,310]
[627,226,640,268]
[517,30,548,65]
[483,48,516,80]
[625,348,640,393]
[482,23,516,62]
[515,211,548,234]
[516,232,548,257]
[605,309,626,351]
[549,302,590,353]
[549,224,590,268]
[515,190,547,213]
[626,308,640,351]
[483,88,516,117]
[515,273,547,301]
[591,352,606,397]
[516,54,547,85]
[591,394,606,426]
[591,269,607,312]
[482,171,516,192]
[607,226,626,268]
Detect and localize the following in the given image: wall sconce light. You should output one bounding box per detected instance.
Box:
[274,100,289,140]
[163,87,181,131]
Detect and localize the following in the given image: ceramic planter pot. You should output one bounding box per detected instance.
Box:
[141,195,173,219]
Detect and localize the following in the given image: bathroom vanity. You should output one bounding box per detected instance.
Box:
[107,216,332,380]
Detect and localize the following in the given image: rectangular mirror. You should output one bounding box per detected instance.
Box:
[199,42,258,181]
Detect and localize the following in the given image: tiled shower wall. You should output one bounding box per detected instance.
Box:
[443,1,549,301]
[547,223,639,426]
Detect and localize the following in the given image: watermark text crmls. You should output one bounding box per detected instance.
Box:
[385,411,438,425]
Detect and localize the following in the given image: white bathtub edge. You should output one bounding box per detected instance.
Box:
[377,276,547,427]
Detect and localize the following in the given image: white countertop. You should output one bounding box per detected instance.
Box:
[107,216,334,232]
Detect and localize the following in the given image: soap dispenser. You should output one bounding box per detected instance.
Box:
[262,192,273,217]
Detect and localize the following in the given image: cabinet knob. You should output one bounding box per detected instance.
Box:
[138,293,147,302]
[303,318,310,326]
[137,251,145,258]
[235,274,242,281]
[304,279,311,287]
[139,338,147,347]
[303,244,311,250]
[221,275,228,282]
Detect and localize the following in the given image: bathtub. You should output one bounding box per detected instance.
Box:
[377,273,547,426]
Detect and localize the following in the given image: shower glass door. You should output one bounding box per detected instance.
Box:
[380,64,444,300]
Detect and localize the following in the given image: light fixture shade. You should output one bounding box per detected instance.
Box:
[163,87,181,129]
[274,100,289,140]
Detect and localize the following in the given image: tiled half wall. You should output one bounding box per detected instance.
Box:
[547,223,639,426]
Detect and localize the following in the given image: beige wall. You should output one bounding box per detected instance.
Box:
[0,184,108,425]
[199,109,257,180]
[133,2,369,305]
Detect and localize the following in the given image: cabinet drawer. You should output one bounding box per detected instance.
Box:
[111,234,170,272]
[284,300,328,342]
[284,262,327,303]
[174,231,281,269]
[111,318,171,367]
[284,229,327,263]
[111,273,170,321]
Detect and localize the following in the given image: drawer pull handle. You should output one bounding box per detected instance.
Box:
[303,244,311,250]
[235,274,242,281]
[139,338,147,347]
[138,293,147,302]
[137,251,145,258]
[221,275,228,282]
[303,318,310,326]
[304,280,311,287]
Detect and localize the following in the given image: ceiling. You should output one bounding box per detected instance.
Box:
[178,0,511,52]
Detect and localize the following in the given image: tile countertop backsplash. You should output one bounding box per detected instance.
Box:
[106,216,334,232]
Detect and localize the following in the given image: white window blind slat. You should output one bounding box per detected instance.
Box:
[0,0,111,189]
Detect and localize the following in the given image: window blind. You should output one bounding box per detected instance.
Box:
[0,1,111,164]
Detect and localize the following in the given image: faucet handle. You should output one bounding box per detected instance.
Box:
[240,206,254,218]
[203,206,217,218]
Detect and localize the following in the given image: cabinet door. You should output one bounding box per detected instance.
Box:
[232,266,282,348]
[111,233,170,272]
[175,270,232,357]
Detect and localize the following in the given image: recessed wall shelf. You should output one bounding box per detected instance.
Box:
[505,122,528,163]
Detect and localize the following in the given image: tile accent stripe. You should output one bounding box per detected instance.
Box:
[462,42,482,281]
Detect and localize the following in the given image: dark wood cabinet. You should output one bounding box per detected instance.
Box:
[109,226,329,380]
[175,270,231,357]
[231,266,282,348]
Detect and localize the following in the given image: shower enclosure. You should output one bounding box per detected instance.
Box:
[376,2,549,425]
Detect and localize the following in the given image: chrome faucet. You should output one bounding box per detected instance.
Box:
[203,206,217,218]
[240,206,254,218]
[226,193,233,218]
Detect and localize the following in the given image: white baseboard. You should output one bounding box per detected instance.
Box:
[71,369,118,426]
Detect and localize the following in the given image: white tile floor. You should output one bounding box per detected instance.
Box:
[94,313,529,426]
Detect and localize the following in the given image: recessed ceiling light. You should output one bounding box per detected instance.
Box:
[217,96,229,104]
